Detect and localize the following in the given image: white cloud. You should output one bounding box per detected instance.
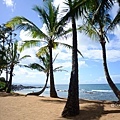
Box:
[3,0,14,7]
[97,74,120,84]
[78,32,120,62]
[12,66,46,84]
[113,25,120,41]
[3,0,15,12]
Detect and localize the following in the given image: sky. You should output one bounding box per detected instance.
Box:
[0,0,120,85]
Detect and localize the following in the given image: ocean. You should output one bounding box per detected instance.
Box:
[15,84,120,101]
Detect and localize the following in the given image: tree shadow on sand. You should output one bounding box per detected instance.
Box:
[103,110,120,114]
[40,97,66,104]
[40,98,120,120]
[0,92,25,97]
[40,98,104,120]
[68,103,104,120]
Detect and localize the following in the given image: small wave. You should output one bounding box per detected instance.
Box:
[91,90,112,93]
[57,89,68,92]
[80,89,85,91]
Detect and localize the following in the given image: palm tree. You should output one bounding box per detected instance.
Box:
[59,0,91,117]
[26,51,67,96]
[6,2,72,97]
[6,41,30,93]
[78,0,120,101]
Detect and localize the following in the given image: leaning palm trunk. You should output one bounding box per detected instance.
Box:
[62,17,79,117]
[26,73,49,96]
[49,40,58,98]
[100,40,120,101]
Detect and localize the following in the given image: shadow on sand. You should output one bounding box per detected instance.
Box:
[40,98,120,120]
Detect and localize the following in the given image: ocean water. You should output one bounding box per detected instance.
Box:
[15,84,120,101]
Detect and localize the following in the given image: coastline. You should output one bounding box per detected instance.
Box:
[12,83,120,101]
[0,92,120,120]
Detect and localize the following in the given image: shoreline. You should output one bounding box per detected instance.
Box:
[0,92,120,120]
[11,83,120,101]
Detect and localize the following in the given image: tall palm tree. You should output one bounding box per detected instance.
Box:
[6,41,30,93]
[26,51,67,96]
[6,2,72,97]
[59,0,91,117]
[78,0,120,101]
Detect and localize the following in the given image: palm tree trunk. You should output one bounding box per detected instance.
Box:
[6,64,14,93]
[26,73,49,96]
[62,16,79,117]
[100,40,120,101]
[49,40,58,98]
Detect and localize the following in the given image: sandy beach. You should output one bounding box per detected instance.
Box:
[0,92,120,120]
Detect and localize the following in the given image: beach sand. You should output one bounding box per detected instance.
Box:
[0,92,120,120]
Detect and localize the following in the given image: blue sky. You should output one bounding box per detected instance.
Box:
[0,0,120,85]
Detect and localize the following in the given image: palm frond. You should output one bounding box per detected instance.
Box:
[6,16,47,39]
[52,53,59,64]
[55,27,72,40]
[33,6,50,31]
[33,2,59,33]
[60,0,88,22]
[19,40,40,52]
[91,0,113,23]
[36,45,49,57]
[78,23,99,41]
[27,63,45,72]
[55,42,83,57]
[53,66,68,72]
[19,55,31,61]
[48,2,59,31]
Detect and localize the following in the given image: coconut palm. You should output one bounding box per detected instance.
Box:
[6,2,73,97]
[6,41,30,93]
[78,0,120,101]
[26,51,67,96]
[58,0,93,117]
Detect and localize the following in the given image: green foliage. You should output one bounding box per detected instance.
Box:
[6,16,47,39]
[27,63,45,72]
[0,82,5,88]
[0,80,5,88]
[78,23,99,41]
[78,0,119,43]
[27,50,67,74]
[0,77,5,82]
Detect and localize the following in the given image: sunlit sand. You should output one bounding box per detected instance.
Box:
[0,92,120,120]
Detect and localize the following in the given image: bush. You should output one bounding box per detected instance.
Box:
[0,77,5,82]
[0,81,5,88]
[0,77,6,88]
